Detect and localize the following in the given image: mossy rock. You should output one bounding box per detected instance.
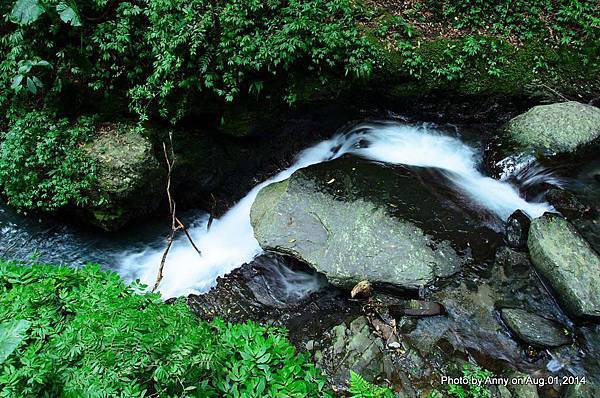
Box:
[485,101,600,176]
[527,214,600,320]
[84,124,166,230]
[250,156,506,289]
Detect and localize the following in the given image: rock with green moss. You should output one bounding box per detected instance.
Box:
[250,157,502,289]
[84,125,166,230]
[499,308,570,347]
[527,214,600,320]
[506,101,600,154]
[486,102,600,176]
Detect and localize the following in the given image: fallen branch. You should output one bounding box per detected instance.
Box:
[153,132,201,292]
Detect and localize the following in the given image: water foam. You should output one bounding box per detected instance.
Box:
[118,121,554,298]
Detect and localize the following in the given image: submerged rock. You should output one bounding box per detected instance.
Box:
[527,214,600,320]
[84,125,165,230]
[389,300,446,317]
[251,156,503,290]
[485,101,600,177]
[500,308,570,348]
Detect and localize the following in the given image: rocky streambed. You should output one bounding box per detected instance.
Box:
[2,100,599,397]
[191,101,600,397]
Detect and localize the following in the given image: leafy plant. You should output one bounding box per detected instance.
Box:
[348,370,395,398]
[447,363,493,398]
[0,320,30,364]
[1,0,378,123]
[0,261,332,397]
[0,111,98,211]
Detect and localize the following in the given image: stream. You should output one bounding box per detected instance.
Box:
[3,118,599,395]
[0,121,555,298]
[2,120,556,298]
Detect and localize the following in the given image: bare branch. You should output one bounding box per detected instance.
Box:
[153,132,202,293]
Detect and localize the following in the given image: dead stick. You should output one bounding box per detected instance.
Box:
[152,132,201,293]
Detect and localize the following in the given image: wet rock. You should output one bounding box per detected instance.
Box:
[351,280,373,300]
[506,372,539,398]
[506,210,531,250]
[311,316,394,390]
[545,188,593,220]
[84,124,165,230]
[562,381,600,398]
[528,214,600,320]
[187,253,361,344]
[485,101,600,177]
[500,308,570,348]
[251,156,504,290]
[389,300,446,318]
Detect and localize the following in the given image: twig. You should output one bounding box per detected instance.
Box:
[538,82,570,102]
[152,132,201,293]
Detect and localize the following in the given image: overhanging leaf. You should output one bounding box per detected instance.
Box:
[27,77,37,94]
[10,75,24,89]
[10,0,45,25]
[0,320,31,364]
[57,2,82,27]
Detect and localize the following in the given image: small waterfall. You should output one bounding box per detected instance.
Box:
[118,121,555,298]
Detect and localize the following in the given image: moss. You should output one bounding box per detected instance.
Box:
[367,35,599,101]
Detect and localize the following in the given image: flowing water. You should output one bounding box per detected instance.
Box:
[1,121,556,298]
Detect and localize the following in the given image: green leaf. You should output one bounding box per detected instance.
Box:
[10,75,24,89]
[10,0,45,25]
[27,77,37,94]
[0,320,31,364]
[56,2,81,27]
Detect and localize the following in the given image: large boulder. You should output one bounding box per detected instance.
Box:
[250,156,503,289]
[527,214,600,320]
[84,124,166,230]
[486,101,600,176]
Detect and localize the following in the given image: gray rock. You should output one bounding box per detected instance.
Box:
[251,157,502,289]
[485,102,600,177]
[505,101,600,156]
[500,308,570,347]
[528,214,600,320]
[85,125,165,230]
[506,372,539,398]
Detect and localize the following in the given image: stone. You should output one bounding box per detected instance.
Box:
[251,156,503,289]
[485,101,600,177]
[389,300,446,317]
[504,101,600,156]
[350,280,373,300]
[527,214,600,320]
[506,210,531,250]
[500,308,570,347]
[84,124,165,230]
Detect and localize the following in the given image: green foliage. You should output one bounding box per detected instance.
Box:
[369,0,599,95]
[1,0,377,123]
[0,261,331,397]
[447,363,493,398]
[0,320,30,364]
[0,111,98,211]
[348,370,395,398]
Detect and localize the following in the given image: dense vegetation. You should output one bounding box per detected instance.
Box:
[0,0,598,214]
[0,261,331,397]
[367,0,599,95]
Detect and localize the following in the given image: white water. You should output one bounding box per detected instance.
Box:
[118,121,553,298]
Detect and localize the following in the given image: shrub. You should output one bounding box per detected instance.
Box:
[1,0,377,122]
[448,363,493,398]
[348,371,395,398]
[0,261,330,397]
[0,111,97,211]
